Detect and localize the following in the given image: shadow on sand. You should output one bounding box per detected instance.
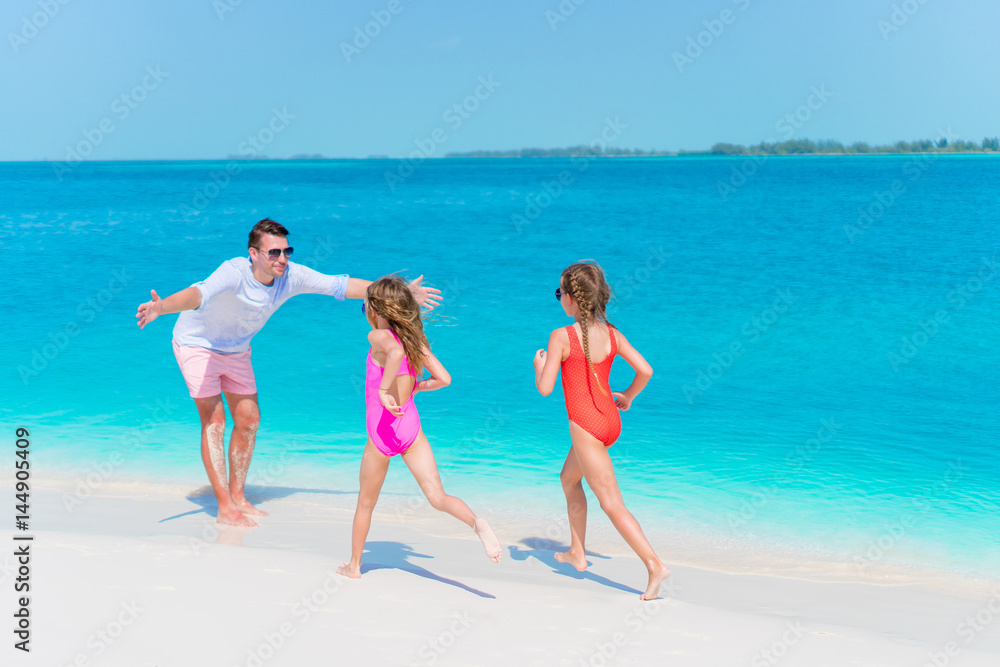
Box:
[158,484,352,523]
[359,541,496,599]
[508,537,643,596]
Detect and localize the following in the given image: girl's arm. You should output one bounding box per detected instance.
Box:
[368,329,405,416]
[611,329,653,411]
[415,346,451,392]
[533,328,569,396]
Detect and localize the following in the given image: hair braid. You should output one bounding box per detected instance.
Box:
[568,272,609,397]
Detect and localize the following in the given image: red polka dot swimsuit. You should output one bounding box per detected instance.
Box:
[560,324,621,447]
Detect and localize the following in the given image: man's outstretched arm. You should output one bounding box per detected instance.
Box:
[344,276,443,310]
[136,286,202,329]
[344,278,372,300]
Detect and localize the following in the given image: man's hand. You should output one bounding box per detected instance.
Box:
[136,290,162,329]
[408,275,444,311]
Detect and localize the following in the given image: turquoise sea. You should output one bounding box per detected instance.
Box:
[2,156,997,583]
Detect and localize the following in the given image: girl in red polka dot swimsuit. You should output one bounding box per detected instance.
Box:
[533,260,670,601]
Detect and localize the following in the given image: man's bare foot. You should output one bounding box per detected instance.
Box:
[217,506,257,528]
[640,564,672,600]
[336,559,361,578]
[554,549,588,571]
[473,518,502,563]
[234,498,268,517]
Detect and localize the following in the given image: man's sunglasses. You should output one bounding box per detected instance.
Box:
[255,247,294,260]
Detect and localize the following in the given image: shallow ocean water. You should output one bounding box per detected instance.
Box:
[3,155,997,581]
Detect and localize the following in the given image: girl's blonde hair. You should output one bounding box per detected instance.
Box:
[366,276,430,375]
[561,260,614,394]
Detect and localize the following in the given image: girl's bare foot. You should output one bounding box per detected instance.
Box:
[473,518,502,563]
[554,549,588,571]
[336,559,361,578]
[217,506,257,527]
[640,564,671,600]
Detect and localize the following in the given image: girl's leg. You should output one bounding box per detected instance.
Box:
[568,421,670,600]
[337,439,391,578]
[400,430,502,563]
[554,448,589,571]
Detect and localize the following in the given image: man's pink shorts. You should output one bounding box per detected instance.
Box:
[172,340,257,398]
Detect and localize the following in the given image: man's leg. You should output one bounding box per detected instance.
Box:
[193,395,256,527]
[223,391,266,516]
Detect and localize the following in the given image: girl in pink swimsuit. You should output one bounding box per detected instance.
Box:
[337,276,502,578]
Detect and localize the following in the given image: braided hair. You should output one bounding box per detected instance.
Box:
[561,261,614,396]
[365,276,430,375]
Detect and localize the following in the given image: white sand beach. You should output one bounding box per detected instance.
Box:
[5,476,1000,667]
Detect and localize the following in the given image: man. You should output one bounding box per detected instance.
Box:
[136,218,441,526]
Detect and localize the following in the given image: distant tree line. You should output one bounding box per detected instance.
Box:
[444,137,1000,158]
[444,146,673,158]
[702,137,1000,155]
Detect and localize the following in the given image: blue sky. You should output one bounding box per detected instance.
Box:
[2,0,998,160]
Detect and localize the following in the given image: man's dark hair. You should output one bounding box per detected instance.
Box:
[248,218,290,249]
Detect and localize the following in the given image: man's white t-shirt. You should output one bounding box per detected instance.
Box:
[172,257,348,353]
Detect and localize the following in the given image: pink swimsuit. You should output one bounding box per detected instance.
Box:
[365,330,420,456]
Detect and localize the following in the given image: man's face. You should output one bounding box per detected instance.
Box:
[250,233,291,279]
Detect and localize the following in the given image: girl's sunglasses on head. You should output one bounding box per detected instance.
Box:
[555,288,564,302]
